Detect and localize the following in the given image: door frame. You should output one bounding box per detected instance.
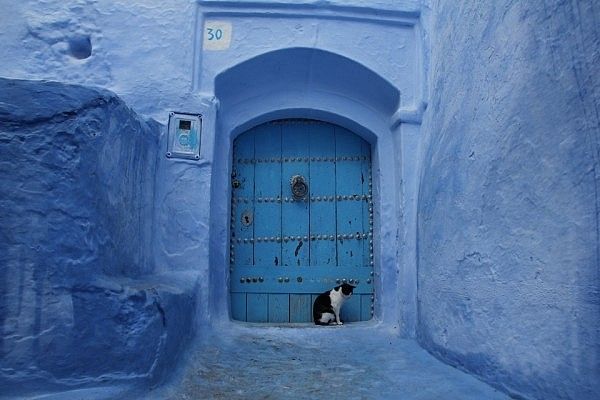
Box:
[208,106,405,331]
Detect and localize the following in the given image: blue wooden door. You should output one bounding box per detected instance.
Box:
[230,120,374,323]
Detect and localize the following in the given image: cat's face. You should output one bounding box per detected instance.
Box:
[339,283,355,296]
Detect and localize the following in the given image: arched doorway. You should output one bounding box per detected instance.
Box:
[229,119,374,323]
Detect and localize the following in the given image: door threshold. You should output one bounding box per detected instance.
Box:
[226,319,383,331]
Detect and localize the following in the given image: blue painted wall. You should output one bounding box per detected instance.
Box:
[1,3,428,395]
[0,79,197,396]
[0,1,428,335]
[417,1,599,399]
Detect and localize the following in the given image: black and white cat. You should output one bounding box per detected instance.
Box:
[313,283,355,325]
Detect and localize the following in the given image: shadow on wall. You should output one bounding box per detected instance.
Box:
[0,79,198,396]
[216,47,400,122]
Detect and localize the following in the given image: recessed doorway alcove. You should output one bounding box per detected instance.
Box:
[229,119,375,323]
[208,47,408,329]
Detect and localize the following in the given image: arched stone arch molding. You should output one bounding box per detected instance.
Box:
[216,47,400,121]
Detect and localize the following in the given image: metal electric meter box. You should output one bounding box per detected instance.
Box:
[166,112,202,160]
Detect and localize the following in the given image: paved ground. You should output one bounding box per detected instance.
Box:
[24,323,510,400]
[151,323,510,400]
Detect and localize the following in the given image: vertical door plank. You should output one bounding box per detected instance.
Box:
[281,123,310,267]
[309,123,337,268]
[290,294,312,322]
[361,141,372,270]
[233,130,255,267]
[340,295,361,323]
[268,293,290,322]
[335,127,364,268]
[247,293,268,322]
[231,292,247,322]
[254,124,282,267]
[311,293,321,323]
[361,294,373,321]
[360,142,374,320]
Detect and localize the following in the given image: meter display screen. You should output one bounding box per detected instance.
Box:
[179,120,191,130]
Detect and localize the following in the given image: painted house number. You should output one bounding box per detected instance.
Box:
[207,28,223,40]
[203,21,232,50]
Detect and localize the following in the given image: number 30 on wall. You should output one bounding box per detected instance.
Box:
[206,28,223,41]
[203,21,232,50]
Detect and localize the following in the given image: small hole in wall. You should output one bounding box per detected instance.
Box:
[68,36,92,59]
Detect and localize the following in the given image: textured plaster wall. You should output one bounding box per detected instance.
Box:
[0,79,197,396]
[0,0,423,123]
[417,1,600,399]
[0,0,197,122]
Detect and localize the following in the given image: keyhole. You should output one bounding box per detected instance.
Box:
[241,210,253,226]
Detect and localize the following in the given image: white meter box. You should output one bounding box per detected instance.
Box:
[166,112,202,160]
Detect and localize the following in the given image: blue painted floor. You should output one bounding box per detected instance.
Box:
[24,323,509,400]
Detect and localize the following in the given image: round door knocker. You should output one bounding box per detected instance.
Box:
[290,175,308,200]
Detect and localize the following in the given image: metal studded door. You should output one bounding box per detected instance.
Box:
[230,119,374,323]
